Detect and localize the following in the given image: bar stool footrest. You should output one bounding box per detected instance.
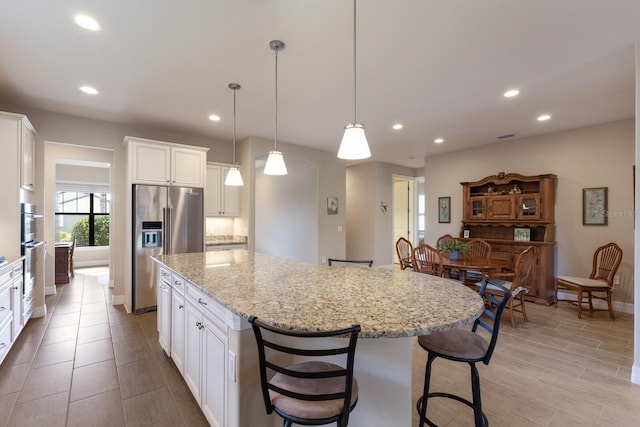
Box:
[416,392,488,427]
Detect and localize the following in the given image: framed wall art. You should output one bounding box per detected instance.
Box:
[438,196,451,223]
[583,187,607,225]
[327,197,338,215]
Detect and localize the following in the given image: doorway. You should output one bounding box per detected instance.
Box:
[392,176,424,264]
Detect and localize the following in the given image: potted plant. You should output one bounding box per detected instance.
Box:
[437,239,470,260]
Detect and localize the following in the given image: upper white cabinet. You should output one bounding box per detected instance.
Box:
[124,137,208,187]
[206,163,239,217]
[21,120,36,191]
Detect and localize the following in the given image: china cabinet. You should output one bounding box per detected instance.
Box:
[460,172,557,304]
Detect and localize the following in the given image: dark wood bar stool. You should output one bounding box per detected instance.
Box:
[416,279,512,426]
[249,316,361,427]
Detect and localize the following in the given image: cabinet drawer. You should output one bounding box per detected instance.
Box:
[0,320,12,362]
[185,284,227,333]
[0,285,11,325]
[171,274,186,296]
[159,267,171,285]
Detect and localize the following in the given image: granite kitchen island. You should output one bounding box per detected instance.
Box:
[153,250,484,427]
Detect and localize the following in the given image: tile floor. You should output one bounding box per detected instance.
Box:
[0,267,207,427]
[1,267,639,426]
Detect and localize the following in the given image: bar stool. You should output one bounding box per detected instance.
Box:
[249,316,361,427]
[416,279,512,426]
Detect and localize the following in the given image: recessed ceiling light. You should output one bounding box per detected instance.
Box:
[434,138,444,144]
[392,123,403,130]
[208,114,221,122]
[74,14,101,31]
[537,114,551,121]
[504,89,520,98]
[79,86,99,95]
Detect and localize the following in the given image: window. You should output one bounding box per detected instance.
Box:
[55,191,110,246]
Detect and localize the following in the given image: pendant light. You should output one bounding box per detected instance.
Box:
[337,0,371,160]
[264,39,288,176]
[225,83,244,186]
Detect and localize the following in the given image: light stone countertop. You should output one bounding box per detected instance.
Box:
[153,250,484,339]
[204,235,247,246]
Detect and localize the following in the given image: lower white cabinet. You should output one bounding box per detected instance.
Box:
[11,265,22,340]
[171,289,186,374]
[0,258,26,365]
[158,280,172,355]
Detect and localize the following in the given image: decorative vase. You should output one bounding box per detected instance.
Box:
[449,250,460,260]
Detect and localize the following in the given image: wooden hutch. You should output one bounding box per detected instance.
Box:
[460,172,557,304]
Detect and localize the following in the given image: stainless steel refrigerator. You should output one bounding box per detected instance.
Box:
[132,184,203,313]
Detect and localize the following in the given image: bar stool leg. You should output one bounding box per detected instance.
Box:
[470,362,484,427]
[417,353,437,427]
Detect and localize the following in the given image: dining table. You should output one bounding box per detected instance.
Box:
[442,256,507,285]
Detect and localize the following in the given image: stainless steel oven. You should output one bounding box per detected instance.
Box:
[21,203,37,246]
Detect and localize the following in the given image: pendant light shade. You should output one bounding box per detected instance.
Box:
[264,40,288,176]
[338,0,371,160]
[225,82,244,186]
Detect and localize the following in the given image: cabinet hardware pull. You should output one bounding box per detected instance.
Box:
[179,304,184,309]
[198,298,207,305]
[0,343,6,349]
[0,307,5,311]
[13,286,19,290]
[196,321,201,327]
[199,324,204,330]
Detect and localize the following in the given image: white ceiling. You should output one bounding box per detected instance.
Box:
[1,0,639,168]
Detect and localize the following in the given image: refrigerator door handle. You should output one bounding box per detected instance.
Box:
[163,207,171,254]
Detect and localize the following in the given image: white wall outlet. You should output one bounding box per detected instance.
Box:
[321,257,327,264]
[337,225,343,232]
[613,275,620,285]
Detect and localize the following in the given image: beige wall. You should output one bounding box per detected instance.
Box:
[424,118,635,306]
[242,136,347,264]
[346,162,416,266]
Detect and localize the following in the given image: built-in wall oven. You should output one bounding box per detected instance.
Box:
[21,203,43,311]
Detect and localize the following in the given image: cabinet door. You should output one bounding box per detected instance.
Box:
[201,318,227,427]
[220,166,239,216]
[171,291,186,374]
[158,283,172,355]
[468,197,486,220]
[517,194,541,220]
[488,195,515,219]
[11,272,22,340]
[172,147,206,187]
[205,165,222,216]
[20,122,35,191]
[132,141,171,185]
[184,302,203,402]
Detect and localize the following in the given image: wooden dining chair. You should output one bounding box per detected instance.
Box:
[555,242,623,319]
[476,246,535,328]
[69,234,76,278]
[412,244,443,277]
[249,316,361,427]
[395,237,414,270]
[463,238,492,285]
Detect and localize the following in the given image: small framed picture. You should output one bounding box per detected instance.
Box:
[463,229,470,239]
[583,187,607,225]
[438,197,451,223]
[327,197,338,215]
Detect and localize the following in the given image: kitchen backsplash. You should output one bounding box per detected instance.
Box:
[205,217,234,236]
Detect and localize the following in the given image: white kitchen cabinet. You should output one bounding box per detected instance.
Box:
[183,282,229,427]
[171,280,186,374]
[124,137,208,187]
[158,280,172,355]
[206,163,239,217]
[20,120,36,191]
[0,258,25,365]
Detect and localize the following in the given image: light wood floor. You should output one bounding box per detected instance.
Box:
[1,268,638,426]
[412,301,640,426]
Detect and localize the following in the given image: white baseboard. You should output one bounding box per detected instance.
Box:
[45,285,57,296]
[31,304,47,318]
[556,291,634,314]
[111,294,125,306]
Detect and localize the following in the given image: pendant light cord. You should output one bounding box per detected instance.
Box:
[353,0,357,123]
[232,88,237,164]
[274,45,279,151]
